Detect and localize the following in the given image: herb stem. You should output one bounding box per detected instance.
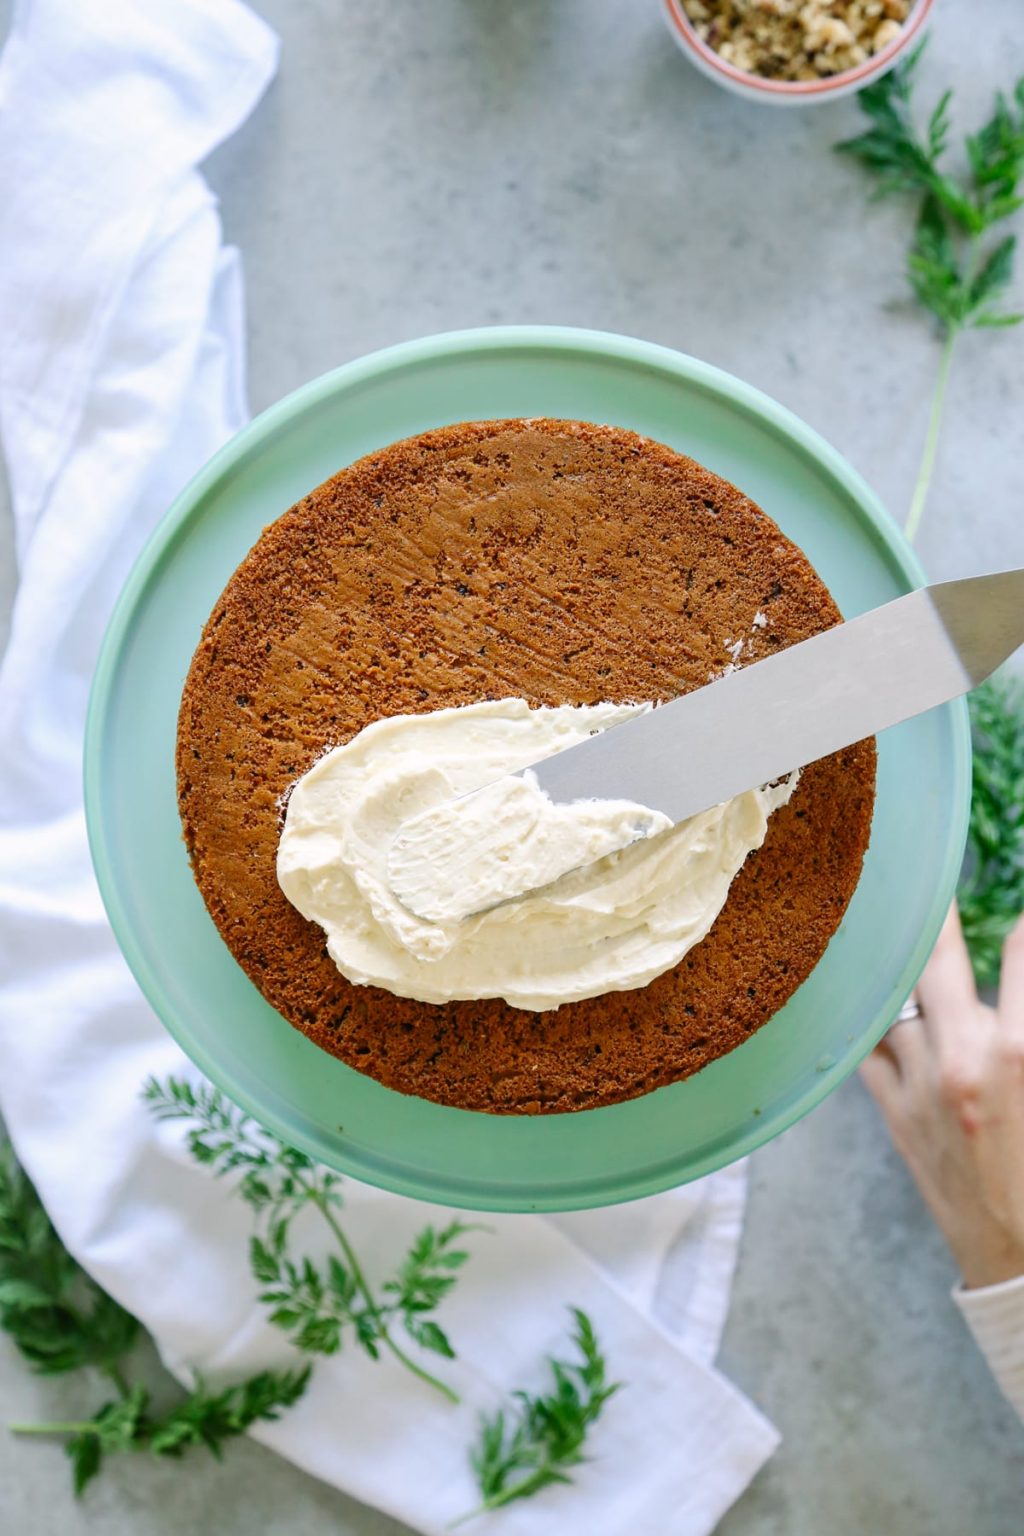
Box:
[106,1362,132,1398]
[303,1183,461,1405]
[378,1334,460,1404]
[450,1471,555,1526]
[8,1421,99,1437]
[905,323,957,545]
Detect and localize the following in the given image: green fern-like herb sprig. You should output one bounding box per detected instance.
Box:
[455,1308,621,1524]
[1,1135,310,1495]
[958,672,1024,986]
[0,1138,139,1384]
[143,1075,479,1402]
[837,46,1024,542]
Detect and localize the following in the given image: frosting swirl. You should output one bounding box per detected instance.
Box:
[277,699,795,1012]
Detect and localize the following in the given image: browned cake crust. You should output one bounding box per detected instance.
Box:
[178,419,875,1114]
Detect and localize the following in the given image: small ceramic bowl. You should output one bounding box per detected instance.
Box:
[663,0,935,105]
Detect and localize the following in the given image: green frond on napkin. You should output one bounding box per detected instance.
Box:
[3,1100,620,1513]
[0,1137,310,1494]
[144,1075,479,1401]
[456,1307,621,1525]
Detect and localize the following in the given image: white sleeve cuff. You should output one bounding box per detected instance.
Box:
[953,1274,1024,1423]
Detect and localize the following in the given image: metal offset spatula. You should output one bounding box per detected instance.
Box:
[388,568,1024,923]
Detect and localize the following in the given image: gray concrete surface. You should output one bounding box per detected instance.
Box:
[1,1,1023,1532]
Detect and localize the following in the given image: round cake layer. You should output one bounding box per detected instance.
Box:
[177,419,876,1114]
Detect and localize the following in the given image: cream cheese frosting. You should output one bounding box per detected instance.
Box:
[277,699,796,1012]
[386,767,671,925]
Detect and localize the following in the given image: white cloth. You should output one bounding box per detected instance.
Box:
[0,3,779,1532]
[954,1276,1024,1422]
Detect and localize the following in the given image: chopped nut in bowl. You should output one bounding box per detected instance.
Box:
[664,0,933,104]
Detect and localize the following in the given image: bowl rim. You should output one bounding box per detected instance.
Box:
[84,324,972,1210]
[663,0,934,97]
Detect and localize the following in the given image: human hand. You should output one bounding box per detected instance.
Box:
[861,904,1024,1290]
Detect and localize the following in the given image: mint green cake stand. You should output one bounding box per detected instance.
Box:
[84,327,970,1212]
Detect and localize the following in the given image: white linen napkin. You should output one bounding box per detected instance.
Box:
[0,3,779,1531]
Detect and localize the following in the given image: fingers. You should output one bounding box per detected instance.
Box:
[998,912,1024,1038]
[881,1007,932,1090]
[916,904,979,1053]
[862,993,931,1106]
[860,1045,901,1120]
